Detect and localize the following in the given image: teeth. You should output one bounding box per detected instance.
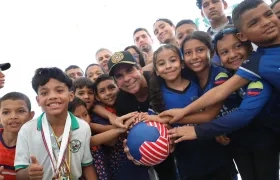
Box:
[192,62,201,67]
[49,103,59,108]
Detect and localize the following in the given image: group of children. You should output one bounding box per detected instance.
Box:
[1,0,280,180]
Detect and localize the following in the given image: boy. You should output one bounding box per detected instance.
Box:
[196,0,230,38]
[71,77,115,133]
[14,67,97,180]
[0,92,34,180]
[160,0,280,126]
[175,19,199,46]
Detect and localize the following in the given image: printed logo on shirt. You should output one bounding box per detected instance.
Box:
[214,72,228,85]
[70,139,81,153]
[247,81,263,96]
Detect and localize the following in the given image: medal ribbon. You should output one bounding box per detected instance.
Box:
[41,113,71,179]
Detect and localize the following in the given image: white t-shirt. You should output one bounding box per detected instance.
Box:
[14,112,93,180]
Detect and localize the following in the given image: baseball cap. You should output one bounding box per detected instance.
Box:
[0,63,11,71]
[108,51,137,76]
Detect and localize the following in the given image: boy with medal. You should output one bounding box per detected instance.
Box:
[15,67,97,180]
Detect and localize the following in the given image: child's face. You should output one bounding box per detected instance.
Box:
[239,3,280,47]
[74,87,95,110]
[96,79,119,106]
[73,105,90,124]
[183,39,211,73]
[176,24,197,46]
[201,0,227,21]
[153,21,175,44]
[86,65,104,82]
[0,100,34,133]
[272,2,280,19]
[217,34,250,71]
[155,48,183,83]
[36,78,72,116]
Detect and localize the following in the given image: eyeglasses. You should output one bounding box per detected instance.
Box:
[212,28,239,46]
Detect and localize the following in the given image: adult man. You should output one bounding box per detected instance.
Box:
[107,51,178,180]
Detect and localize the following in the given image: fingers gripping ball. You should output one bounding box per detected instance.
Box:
[127,121,170,166]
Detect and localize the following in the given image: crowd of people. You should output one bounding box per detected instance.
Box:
[1,0,280,179]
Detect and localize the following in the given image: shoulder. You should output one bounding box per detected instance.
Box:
[76,118,90,130]
[20,119,38,131]
[245,80,270,96]
[212,66,230,85]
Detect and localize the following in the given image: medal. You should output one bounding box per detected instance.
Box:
[41,113,72,179]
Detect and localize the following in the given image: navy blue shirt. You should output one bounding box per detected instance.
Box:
[160,81,230,179]
[236,45,280,92]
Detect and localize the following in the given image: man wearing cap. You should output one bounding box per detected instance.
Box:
[108,51,177,180]
[0,63,11,89]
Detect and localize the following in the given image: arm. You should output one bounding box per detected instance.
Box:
[90,128,126,147]
[89,123,115,134]
[142,63,153,72]
[93,105,117,124]
[82,165,98,180]
[176,102,223,124]
[182,75,249,115]
[195,80,272,139]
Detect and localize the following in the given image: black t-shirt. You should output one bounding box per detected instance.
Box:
[115,71,151,116]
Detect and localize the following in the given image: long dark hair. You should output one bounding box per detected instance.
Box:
[150,44,183,113]
[124,45,146,67]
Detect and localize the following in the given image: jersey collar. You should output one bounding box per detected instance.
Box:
[37,112,79,131]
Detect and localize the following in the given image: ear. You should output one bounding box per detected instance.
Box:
[69,91,75,102]
[36,96,40,106]
[29,111,35,120]
[223,1,228,10]
[236,32,248,42]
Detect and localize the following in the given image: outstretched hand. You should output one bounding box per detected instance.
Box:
[168,126,197,143]
[123,139,141,166]
[159,108,188,124]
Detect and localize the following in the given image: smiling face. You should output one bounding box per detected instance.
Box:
[36,78,73,116]
[238,2,280,47]
[153,20,175,44]
[0,99,33,133]
[96,79,119,106]
[183,39,211,73]
[113,64,144,95]
[155,48,183,83]
[217,34,250,71]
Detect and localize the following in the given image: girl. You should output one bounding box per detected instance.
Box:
[170,28,280,180]
[146,43,233,180]
[124,45,146,67]
[85,63,105,82]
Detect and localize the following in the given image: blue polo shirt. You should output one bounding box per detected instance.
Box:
[236,45,280,92]
[161,80,230,179]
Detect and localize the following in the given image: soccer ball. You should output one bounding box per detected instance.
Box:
[127,121,170,166]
